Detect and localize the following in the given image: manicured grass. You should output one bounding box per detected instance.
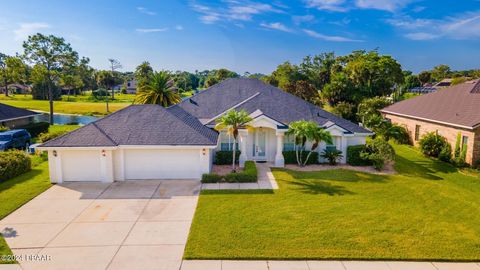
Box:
[185,144,480,261]
[0,161,52,262]
[0,94,131,115]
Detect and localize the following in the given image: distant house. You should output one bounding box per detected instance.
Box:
[382,80,480,165]
[433,78,453,88]
[408,86,438,94]
[125,79,137,94]
[0,84,31,95]
[0,103,40,128]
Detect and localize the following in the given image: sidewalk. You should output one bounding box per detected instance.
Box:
[180,260,480,270]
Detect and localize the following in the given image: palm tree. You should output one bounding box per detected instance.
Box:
[134,71,181,107]
[214,110,252,172]
[286,120,333,166]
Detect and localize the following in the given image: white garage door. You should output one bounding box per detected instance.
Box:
[124,149,201,180]
[62,150,102,182]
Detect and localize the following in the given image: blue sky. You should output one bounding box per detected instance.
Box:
[0,0,479,74]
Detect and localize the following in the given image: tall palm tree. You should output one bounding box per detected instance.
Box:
[134,71,181,107]
[215,110,252,172]
[286,120,332,166]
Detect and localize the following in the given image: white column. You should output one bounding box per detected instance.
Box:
[238,129,248,168]
[54,150,63,183]
[341,136,348,164]
[100,149,114,183]
[274,132,285,167]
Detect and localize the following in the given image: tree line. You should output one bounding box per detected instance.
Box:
[1,33,479,125]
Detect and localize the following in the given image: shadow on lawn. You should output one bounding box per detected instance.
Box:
[0,168,44,192]
[289,179,355,196]
[394,155,457,181]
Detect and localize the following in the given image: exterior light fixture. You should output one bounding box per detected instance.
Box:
[202,148,206,156]
[52,150,57,157]
[101,150,106,157]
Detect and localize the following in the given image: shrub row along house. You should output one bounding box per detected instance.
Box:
[39,78,372,182]
[382,79,480,165]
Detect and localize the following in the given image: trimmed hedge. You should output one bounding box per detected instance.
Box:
[283,151,318,165]
[347,145,372,166]
[18,122,50,138]
[0,150,32,182]
[214,150,241,165]
[201,160,257,183]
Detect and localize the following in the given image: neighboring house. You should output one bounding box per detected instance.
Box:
[381,79,480,165]
[0,103,40,128]
[38,78,372,183]
[433,78,453,88]
[125,79,137,94]
[7,83,31,94]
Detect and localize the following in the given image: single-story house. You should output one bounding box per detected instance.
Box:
[0,103,40,128]
[381,79,480,165]
[39,78,372,183]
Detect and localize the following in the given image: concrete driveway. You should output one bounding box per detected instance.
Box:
[0,180,200,270]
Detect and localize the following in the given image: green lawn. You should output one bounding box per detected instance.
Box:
[0,162,52,262]
[185,144,480,261]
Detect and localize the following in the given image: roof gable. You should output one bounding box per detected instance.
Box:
[41,105,219,147]
[177,78,370,134]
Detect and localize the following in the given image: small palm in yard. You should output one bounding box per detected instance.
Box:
[215,110,252,172]
[287,120,333,166]
[134,71,181,107]
[320,148,343,165]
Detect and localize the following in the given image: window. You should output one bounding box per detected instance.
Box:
[415,125,421,141]
[283,134,295,151]
[219,132,239,151]
[462,136,469,150]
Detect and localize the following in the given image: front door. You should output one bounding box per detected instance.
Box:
[253,130,267,160]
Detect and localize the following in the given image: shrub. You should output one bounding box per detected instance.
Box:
[202,161,257,183]
[18,122,50,137]
[201,173,223,183]
[438,143,452,162]
[361,138,395,170]
[347,145,372,166]
[419,132,450,158]
[320,149,343,165]
[38,130,68,143]
[0,150,32,182]
[283,151,318,165]
[214,150,241,165]
[93,88,110,98]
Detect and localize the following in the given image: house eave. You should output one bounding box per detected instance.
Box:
[381,110,476,130]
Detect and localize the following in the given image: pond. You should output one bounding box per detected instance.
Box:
[34,113,100,125]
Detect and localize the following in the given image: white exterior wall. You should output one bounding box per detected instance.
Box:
[46,146,213,183]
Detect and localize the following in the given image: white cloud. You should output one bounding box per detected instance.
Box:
[305,0,414,12]
[355,0,413,12]
[135,28,168,33]
[191,1,285,24]
[175,25,184,31]
[404,32,438,40]
[260,22,293,32]
[305,0,348,12]
[387,11,480,40]
[293,15,315,25]
[14,22,50,41]
[137,7,156,16]
[303,29,363,42]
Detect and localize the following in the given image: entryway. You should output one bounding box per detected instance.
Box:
[253,129,267,161]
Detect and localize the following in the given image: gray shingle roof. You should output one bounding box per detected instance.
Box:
[41,105,218,147]
[0,103,39,122]
[177,78,370,134]
[381,79,480,129]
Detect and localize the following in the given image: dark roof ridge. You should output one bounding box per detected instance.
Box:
[91,122,118,146]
